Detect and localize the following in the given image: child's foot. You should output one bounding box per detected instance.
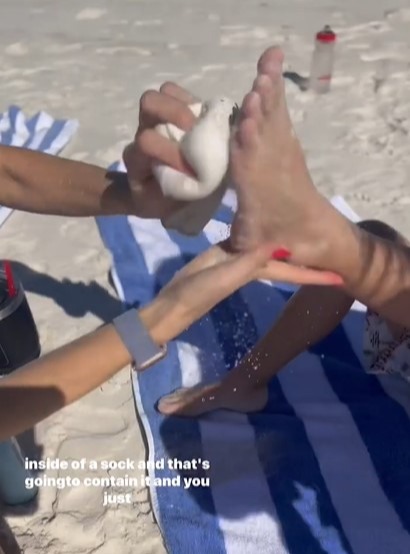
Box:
[229,46,343,269]
[158,381,268,416]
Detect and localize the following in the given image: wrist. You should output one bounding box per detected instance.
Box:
[102,171,134,216]
[112,302,173,372]
[138,297,179,345]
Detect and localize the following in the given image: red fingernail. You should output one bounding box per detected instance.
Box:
[271,248,291,260]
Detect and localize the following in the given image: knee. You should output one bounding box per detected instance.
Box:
[357,219,406,244]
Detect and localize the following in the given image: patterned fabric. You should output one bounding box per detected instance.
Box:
[363,309,410,380]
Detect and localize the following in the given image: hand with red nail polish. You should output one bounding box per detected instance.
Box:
[271,248,291,260]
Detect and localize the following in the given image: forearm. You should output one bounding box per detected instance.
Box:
[0,146,132,217]
[0,241,262,439]
[0,298,172,441]
[0,324,130,439]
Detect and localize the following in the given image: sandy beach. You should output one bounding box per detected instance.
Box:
[1,0,410,552]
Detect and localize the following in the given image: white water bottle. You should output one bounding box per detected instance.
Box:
[309,25,336,93]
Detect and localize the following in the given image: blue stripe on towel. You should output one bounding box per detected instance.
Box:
[321,356,410,532]
[161,229,353,554]
[38,118,67,152]
[278,288,410,532]
[98,215,226,553]
[275,288,410,540]
[1,106,21,145]
[275,287,410,535]
[213,203,233,225]
[98,215,154,307]
[156,230,227,553]
[210,284,352,554]
[25,112,42,139]
[242,283,353,554]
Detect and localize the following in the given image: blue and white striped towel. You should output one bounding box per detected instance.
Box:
[97,184,410,554]
[0,105,79,227]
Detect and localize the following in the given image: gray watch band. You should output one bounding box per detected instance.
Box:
[113,309,166,371]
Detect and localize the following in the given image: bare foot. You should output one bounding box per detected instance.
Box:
[158,381,268,417]
[229,46,347,268]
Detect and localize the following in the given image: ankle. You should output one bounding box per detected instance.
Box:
[305,200,361,275]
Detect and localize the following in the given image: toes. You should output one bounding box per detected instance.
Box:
[233,116,260,152]
[235,91,263,142]
[252,74,274,116]
[253,70,284,118]
[257,46,284,76]
[229,114,260,183]
[157,387,189,414]
[157,386,216,416]
[241,91,262,121]
[253,46,286,118]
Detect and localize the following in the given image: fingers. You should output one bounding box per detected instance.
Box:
[138,90,196,133]
[132,84,198,174]
[159,81,198,104]
[191,246,271,299]
[258,261,344,286]
[162,243,343,336]
[169,243,230,286]
[163,244,268,312]
[136,128,195,174]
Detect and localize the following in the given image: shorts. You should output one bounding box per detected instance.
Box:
[363,309,410,381]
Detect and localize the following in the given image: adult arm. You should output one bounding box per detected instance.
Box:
[0,301,164,441]
[0,146,133,217]
[0,242,275,440]
[0,90,196,219]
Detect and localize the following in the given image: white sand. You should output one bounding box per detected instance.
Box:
[1,0,410,552]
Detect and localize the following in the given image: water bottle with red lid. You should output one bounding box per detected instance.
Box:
[309,25,337,93]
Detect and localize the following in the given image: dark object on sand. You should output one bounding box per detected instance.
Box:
[0,261,40,375]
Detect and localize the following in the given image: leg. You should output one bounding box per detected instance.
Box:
[229,47,410,329]
[158,219,405,416]
[158,285,352,415]
[357,220,409,339]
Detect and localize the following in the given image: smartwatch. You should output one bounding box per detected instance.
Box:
[113,309,166,371]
